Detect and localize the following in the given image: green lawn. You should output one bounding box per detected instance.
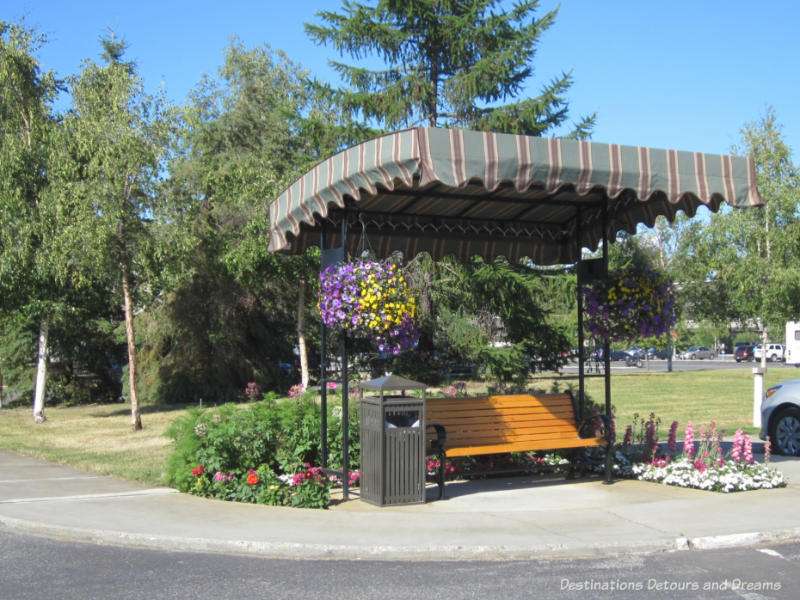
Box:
[0,403,186,486]
[581,368,799,437]
[1,367,797,485]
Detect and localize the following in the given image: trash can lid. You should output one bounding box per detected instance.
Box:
[359,374,427,392]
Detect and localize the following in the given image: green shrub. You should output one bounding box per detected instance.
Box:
[163,396,359,509]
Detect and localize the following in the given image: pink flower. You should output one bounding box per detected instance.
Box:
[327,382,338,390]
[731,429,744,463]
[684,422,695,458]
[245,382,260,399]
[668,421,678,454]
[743,434,754,465]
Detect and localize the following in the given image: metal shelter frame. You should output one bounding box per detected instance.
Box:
[268,127,763,500]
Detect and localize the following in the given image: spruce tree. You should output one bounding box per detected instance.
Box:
[306,0,594,136]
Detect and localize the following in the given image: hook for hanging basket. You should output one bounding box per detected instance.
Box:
[357,213,376,260]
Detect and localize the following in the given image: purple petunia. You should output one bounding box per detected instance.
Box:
[582,266,674,343]
[319,260,419,354]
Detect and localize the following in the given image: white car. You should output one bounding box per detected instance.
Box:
[761,378,800,455]
[754,343,784,362]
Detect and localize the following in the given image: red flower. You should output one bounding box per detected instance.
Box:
[246,472,259,485]
[191,465,204,476]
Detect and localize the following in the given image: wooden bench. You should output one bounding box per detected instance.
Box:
[425,392,612,499]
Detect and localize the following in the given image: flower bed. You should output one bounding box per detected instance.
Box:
[633,457,785,492]
[164,392,360,509]
[610,415,786,492]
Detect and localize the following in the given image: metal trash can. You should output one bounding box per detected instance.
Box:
[359,374,427,506]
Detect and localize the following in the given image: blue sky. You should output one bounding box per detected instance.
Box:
[8,0,799,161]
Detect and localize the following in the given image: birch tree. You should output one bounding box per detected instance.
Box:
[55,34,173,430]
[0,22,59,422]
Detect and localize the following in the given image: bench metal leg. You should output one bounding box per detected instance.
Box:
[603,444,614,485]
[436,449,446,499]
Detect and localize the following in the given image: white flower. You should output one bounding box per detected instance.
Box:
[633,457,785,492]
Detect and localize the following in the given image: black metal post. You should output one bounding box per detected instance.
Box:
[601,197,611,418]
[340,211,350,501]
[576,208,585,422]
[320,225,328,470]
[341,336,349,500]
[601,198,614,485]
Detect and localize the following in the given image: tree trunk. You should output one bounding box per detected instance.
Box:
[297,278,310,389]
[32,319,49,423]
[120,241,142,431]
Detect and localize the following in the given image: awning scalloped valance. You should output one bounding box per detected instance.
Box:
[267,127,761,265]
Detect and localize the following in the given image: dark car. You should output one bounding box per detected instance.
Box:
[625,346,646,359]
[734,345,755,363]
[647,347,667,359]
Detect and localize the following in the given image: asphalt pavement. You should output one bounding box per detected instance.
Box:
[2,448,800,561]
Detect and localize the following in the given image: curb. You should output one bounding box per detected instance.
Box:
[3,513,799,561]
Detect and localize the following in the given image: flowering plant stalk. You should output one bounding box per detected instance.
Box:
[318,260,419,355]
[632,421,786,492]
[582,266,675,342]
[282,464,331,509]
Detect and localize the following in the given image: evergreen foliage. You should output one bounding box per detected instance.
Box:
[395,256,571,386]
[305,0,595,136]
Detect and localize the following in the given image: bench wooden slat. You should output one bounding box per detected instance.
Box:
[427,407,577,419]
[442,430,602,444]
[443,438,603,457]
[427,394,574,410]
[425,414,580,428]
[427,425,586,443]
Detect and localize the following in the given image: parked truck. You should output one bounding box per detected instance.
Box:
[786,321,800,366]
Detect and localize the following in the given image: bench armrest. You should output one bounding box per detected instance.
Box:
[427,423,447,451]
[578,413,612,445]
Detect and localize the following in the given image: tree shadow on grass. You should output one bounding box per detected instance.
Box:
[88,403,199,418]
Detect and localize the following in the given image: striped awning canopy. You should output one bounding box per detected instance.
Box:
[267,127,762,265]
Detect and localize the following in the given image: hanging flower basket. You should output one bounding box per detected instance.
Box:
[582,266,675,343]
[318,259,419,355]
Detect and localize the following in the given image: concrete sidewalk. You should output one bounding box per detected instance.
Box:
[1,449,799,561]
